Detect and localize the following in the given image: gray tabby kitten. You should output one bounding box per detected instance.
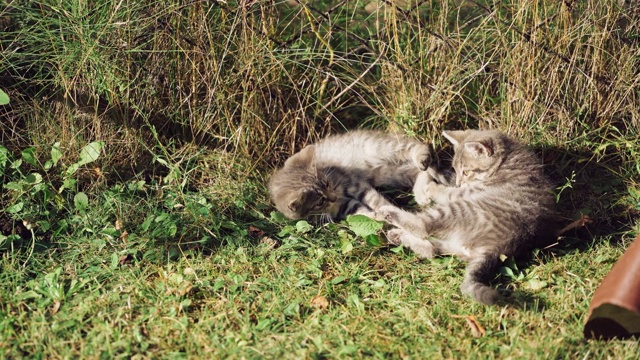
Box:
[269,130,432,223]
[377,129,556,305]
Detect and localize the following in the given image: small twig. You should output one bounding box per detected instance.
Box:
[319,50,384,112]
[556,214,592,237]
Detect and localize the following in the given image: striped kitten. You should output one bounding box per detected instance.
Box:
[377,129,556,305]
[268,130,432,223]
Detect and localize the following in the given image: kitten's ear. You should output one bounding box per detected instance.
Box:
[285,145,316,169]
[464,140,494,157]
[442,130,466,146]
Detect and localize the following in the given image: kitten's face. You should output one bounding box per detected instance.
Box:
[271,145,339,219]
[443,130,504,187]
[280,176,338,219]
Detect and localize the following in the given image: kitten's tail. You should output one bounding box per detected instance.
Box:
[461,253,501,305]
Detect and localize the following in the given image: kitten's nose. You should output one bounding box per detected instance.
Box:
[326,193,337,202]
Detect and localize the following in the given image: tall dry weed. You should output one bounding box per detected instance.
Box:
[1,0,639,176]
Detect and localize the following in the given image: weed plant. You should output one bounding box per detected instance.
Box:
[1,0,640,357]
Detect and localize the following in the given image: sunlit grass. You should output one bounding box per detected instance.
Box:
[1,0,639,357]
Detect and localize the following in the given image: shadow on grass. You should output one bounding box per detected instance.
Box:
[502,289,549,312]
[537,144,635,243]
[491,144,637,309]
[411,142,637,309]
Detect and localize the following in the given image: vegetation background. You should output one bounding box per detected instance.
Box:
[1,0,639,357]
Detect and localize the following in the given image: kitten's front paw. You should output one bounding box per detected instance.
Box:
[414,175,443,206]
[416,170,435,184]
[411,144,432,171]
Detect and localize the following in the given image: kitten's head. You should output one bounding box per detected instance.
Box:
[443,129,509,187]
[268,145,338,220]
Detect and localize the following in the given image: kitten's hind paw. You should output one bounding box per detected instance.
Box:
[385,228,435,258]
[376,205,403,225]
[385,228,405,246]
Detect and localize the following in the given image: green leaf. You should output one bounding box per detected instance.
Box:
[0,146,8,171]
[126,180,146,192]
[270,211,287,222]
[78,141,104,165]
[60,177,77,192]
[277,225,295,237]
[330,276,347,285]
[101,227,122,238]
[65,163,80,177]
[295,220,312,234]
[51,142,62,165]
[74,192,89,211]
[6,202,24,214]
[499,266,515,279]
[15,291,41,301]
[140,216,153,232]
[346,214,383,238]
[347,294,365,313]
[43,160,53,170]
[364,234,383,246]
[37,220,51,232]
[4,181,25,191]
[10,159,22,169]
[341,240,354,254]
[110,252,119,270]
[25,173,43,184]
[525,279,548,291]
[155,213,168,222]
[283,301,300,317]
[166,222,177,237]
[21,147,37,166]
[0,89,9,105]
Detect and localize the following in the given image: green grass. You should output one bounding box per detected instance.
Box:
[2,0,640,358]
[2,217,639,358]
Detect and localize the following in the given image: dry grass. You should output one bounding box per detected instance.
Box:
[2,1,637,163]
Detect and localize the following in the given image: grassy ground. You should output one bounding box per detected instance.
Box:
[2,0,640,358]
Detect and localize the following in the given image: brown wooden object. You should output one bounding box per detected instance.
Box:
[584,235,640,340]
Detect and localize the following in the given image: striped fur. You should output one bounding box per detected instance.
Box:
[268,130,432,222]
[379,129,556,305]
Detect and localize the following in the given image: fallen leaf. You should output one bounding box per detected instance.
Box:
[178,283,193,296]
[465,315,486,337]
[115,218,122,230]
[91,166,104,178]
[248,225,265,238]
[120,230,129,243]
[452,314,486,338]
[51,300,61,315]
[260,236,279,249]
[310,295,329,310]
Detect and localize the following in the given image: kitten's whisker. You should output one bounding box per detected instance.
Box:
[323,213,333,224]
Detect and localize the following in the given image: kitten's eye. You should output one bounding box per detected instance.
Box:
[463,170,473,177]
